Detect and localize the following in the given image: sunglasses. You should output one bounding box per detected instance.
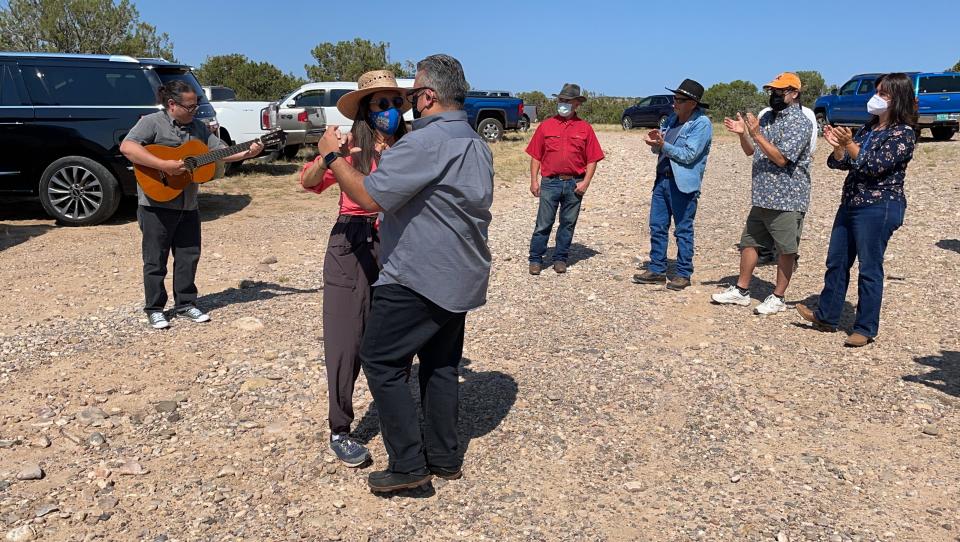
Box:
[174,100,199,113]
[673,96,694,103]
[405,86,433,104]
[372,96,406,111]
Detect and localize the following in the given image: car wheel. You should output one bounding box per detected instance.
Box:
[657,115,668,128]
[477,118,504,142]
[622,117,633,130]
[39,156,121,226]
[282,144,301,160]
[815,111,827,136]
[518,115,530,132]
[931,126,955,141]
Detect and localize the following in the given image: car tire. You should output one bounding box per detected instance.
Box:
[657,115,668,128]
[39,156,122,226]
[931,126,955,141]
[282,144,301,160]
[622,117,633,130]
[815,111,828,136]
[518,115,530,132]
[477,118,504,142]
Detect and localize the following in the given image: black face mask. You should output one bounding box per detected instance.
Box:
[412,105,421,119]
[769,92,789,112]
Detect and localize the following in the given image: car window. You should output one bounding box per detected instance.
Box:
[652,97,668,106]
[327,89,352,107]
[919,75,960,94]
[856,80,875,95]
[22,65,156,106]
[0,65,22,106]
[294,90,324,107]
[839,80,859,96]
[155,71,209,104]
[210,87,236,101]
[637,97,652,107]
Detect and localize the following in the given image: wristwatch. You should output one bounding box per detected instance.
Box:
[323,151,342,168]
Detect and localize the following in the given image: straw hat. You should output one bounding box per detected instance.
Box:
[336,70,412,120]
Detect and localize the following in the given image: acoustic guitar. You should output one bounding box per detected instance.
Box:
[133,130,284,202]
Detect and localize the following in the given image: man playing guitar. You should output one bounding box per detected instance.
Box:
[120,80,263,329]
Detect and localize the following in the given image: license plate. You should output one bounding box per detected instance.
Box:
[937,113,949,121]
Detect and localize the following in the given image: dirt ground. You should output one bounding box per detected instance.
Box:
[1,127,959,542]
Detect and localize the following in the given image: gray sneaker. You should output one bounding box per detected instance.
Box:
[177,307,210,323]
[330,434,370,467]
[148,312,169,329]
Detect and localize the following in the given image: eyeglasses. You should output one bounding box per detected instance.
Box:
[174,100,199,113]
[406,86,433,104]
[373,96,406,111]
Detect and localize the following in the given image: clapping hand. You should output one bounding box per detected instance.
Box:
[823,125,841,148]
[723,114,746,135]
[744,112,760,137]
[644,129,664,147]
[832,126,854,147]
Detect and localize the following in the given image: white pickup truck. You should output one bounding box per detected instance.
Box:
[202,86,325,160]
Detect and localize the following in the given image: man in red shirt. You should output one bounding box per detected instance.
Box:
[526,83,605,275]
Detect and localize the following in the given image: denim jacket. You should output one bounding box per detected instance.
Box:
[651,108,713,194]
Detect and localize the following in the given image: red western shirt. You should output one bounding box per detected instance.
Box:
[525,114,605,177]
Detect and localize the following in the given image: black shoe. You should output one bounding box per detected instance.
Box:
[367,469,432,493]
[429,466,463,480]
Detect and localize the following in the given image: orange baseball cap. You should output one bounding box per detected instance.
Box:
[764,72,802,90]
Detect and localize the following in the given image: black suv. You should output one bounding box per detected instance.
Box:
[621,94,675,130]
[0,52,216,225]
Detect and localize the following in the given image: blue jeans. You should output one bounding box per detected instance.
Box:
[529,177,583,264]
[648,176,699,278]
[815,200,905,338]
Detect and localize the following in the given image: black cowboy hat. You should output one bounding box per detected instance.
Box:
[665,79,709,109]
[552,83,587,103]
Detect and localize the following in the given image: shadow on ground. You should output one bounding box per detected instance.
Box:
[196,280,319,313]
[903,350,960,397]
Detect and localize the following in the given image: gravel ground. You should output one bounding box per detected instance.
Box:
[1,128,958,542]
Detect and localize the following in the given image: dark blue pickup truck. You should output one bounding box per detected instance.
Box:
[465,91,523,142]
[814,72,960,140]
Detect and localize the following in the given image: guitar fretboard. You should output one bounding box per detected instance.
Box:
[189,141,256,169]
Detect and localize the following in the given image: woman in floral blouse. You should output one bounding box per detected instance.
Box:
[796,72,917,347]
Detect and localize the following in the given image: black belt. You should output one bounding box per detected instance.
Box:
[335,214,377,224]
[551,174,583,181]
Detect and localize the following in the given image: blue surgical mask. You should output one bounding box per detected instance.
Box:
[369,107,400,135]
[557,102,573,117]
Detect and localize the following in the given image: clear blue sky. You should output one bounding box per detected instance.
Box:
[138,0,959,97]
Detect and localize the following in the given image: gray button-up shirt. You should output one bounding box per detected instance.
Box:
[124,111,224,210]
[751,103,813,212]
[363,110,494,313]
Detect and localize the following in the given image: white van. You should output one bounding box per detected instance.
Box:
[278,79,415,131]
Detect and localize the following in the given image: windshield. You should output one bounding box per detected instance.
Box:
[919,75,960,94]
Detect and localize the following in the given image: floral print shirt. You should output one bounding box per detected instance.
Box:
[751,103,814,213]
[827,123,915,207]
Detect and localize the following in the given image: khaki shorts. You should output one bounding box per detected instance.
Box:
[739,206,804,255]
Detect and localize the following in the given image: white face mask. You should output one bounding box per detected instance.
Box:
[557,102,573,117]
[867,94,889,115]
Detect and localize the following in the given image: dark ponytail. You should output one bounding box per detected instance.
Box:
[159,80,195,108]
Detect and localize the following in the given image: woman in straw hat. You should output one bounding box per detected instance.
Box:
[299,70,410,466]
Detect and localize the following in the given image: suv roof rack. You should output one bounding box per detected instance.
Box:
[0,52,142,63]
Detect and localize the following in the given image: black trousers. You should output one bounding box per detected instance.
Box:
[359,283,465,474]
[137,206,201,313]
[322,216,380,434]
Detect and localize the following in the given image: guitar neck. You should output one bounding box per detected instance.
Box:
[189,140,255,169]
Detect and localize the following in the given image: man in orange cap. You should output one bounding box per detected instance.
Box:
[714,72,813,316]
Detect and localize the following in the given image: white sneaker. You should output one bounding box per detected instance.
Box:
[754,294,787,315]
[148,312,169,329]
[711,286,751,306]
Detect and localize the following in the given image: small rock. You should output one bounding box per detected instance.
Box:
[238,279,256,289]
[5,525,37,542]
[16,463,43,481]
[332,501,345,509]
[240,377,273,393]
[546,391,561,402]
[77,406,108,426]
[30,436,51,448]
[35,503,59,517]
[165,411,181,423]
[154,401,179,414]
[0,439,18,449]
[118,460,148,476]
[263,350,278,361]
[87,432,106,447]
[286,507,302,518]
[729,474,741,483]
[829,536,842,542]
[922,425,940,436]
[233,317,265,332]
[324,464,338,475]
[260,255,278,265]
[776,532,789,542]
[217,466,238,478]
[624,481,643,493]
